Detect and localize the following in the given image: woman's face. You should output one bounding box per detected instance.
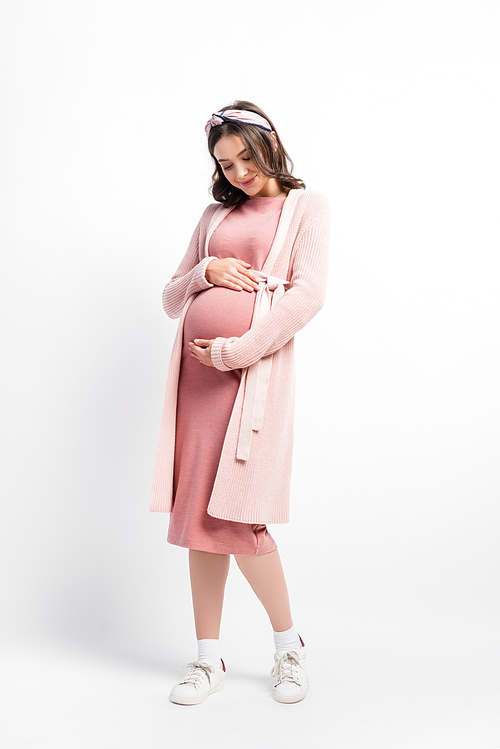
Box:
[213,134,281,199]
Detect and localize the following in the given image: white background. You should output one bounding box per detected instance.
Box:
[1,1,499,747]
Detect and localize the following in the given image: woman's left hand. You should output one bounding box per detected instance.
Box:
[188,339,215,367]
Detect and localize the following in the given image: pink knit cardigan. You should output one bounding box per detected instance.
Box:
[150,189,330,524]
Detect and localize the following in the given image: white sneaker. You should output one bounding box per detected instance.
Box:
[169,659,226,705]
[271,638,309,704]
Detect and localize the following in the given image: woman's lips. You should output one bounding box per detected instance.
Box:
[240,176,256,187]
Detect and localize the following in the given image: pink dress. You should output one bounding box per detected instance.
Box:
[167,196,287,554]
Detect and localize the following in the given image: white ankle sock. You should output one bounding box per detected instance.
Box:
[273,625,302,652]
[197,639,221,668]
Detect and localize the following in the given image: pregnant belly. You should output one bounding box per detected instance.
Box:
[183,286,256,343]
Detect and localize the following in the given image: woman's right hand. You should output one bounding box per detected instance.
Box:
[205,258,260,292]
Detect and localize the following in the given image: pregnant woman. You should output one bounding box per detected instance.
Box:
[151,101,330,705]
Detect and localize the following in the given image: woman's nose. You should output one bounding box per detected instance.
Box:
[236,162,249,179]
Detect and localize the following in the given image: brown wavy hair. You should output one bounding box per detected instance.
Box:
[207,100,305,207]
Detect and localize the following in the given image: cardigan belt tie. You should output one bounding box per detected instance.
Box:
[236,272,290,461]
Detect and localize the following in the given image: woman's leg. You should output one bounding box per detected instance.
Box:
[189,549,230,639]
[233,549,293,632]
[170,550,229,705]
[235,549,308,704]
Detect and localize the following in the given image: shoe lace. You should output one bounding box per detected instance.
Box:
[270,651,302,686]
[178,661,215,688]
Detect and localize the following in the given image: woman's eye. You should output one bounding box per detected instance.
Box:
[223,164,233,171]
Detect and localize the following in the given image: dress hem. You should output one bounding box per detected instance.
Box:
[167,535,278,556]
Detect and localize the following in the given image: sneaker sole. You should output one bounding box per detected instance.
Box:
[273,681,309,704]
[169,680,225,706]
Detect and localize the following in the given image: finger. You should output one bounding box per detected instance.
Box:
[225,280,243,291]
[223,270,258,291]
[234,272,259,291]
[234,263,258,283]
[236,281,256,292]
[191,348,210,366]
[240,270,260,285]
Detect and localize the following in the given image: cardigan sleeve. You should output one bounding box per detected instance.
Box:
[162,206,219,319]
[210,196,330,370]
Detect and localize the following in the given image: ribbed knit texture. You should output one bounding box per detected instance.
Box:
[151,189,330,524]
